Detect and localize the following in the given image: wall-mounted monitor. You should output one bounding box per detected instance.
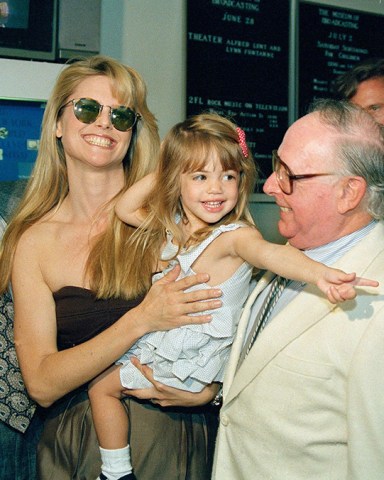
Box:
[0,0,57,61]
[0,97,46,181]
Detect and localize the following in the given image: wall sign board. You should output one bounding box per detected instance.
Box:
[187,0,290,183]
[298,1,384,116]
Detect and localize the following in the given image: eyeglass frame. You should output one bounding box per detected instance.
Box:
[60,97,141,132]
[272,150,336,195]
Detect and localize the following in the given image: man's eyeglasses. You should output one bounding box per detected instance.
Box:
[272,150,336,195]
[61,98,141,132]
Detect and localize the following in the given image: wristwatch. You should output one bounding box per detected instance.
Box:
[211,384,223,407]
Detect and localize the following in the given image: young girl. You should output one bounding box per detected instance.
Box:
[89,113,377,480]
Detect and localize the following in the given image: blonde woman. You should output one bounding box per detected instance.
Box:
[0,56,222,480]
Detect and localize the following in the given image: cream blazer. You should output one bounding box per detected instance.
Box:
[213,221,384,480]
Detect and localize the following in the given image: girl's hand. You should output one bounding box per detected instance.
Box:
[318,270,379,303]
[135,264,223,335]
[123,357,219,407]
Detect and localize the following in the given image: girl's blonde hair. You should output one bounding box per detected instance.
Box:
[0,55,160,298]
[124,112,258,295]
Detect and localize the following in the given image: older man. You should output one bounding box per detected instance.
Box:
[212,99,384,479]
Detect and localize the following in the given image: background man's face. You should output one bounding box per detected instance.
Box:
[351,77,384,126]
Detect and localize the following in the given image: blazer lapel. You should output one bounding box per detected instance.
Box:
[223,270,275,392]
[225,221,384,405]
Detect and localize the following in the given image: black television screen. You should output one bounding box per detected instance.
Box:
[0,0,57,61]
[0,0,29,28]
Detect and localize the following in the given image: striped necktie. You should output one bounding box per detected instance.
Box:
[238,276,289,367]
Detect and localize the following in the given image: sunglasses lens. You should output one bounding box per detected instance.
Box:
[70,99,138,131]
[74,98,100,124]
[111,106,137,131]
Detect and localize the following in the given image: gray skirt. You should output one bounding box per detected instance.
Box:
[37,388,218,480]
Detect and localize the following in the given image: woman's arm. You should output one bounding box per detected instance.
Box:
[13,240,222,408]
[125,358,219,407]
[115,172,156,226]
[232,227,378,303]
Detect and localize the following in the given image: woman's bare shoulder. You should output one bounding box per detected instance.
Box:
[16,211,64,256]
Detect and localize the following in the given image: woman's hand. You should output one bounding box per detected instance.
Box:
[134,264,223,336]
[123,357,219,408]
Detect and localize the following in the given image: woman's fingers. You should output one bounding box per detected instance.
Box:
[140,265,223,330]
[123,358,217,407]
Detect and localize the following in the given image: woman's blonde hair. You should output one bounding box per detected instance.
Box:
[124,112,258,295]
[0,55,160,298]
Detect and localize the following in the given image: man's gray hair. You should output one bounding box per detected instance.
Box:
[309,98,384,219]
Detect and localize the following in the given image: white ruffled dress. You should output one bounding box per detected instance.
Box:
[117,223,253,392]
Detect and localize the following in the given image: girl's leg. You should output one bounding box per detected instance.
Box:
[89,365,135,480]
[89,364,128,449]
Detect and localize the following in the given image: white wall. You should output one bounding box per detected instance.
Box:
[0,58,64,101]
[127,0,186,137]
[101,0,186,139]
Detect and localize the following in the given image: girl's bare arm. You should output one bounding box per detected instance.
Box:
[232,227,378,302]
[115,172,156,226]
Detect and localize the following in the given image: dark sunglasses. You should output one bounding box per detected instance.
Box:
[61,97,141,132]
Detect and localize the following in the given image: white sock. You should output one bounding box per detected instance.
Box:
[99,445,132,480]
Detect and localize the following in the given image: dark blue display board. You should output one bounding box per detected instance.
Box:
[0,98,45,181]
[187,0,290,184]
[298,2,384,116]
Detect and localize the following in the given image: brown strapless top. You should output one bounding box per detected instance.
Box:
[53,286,144,350]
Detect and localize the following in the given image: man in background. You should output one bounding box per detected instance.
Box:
[332,57,384,125]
